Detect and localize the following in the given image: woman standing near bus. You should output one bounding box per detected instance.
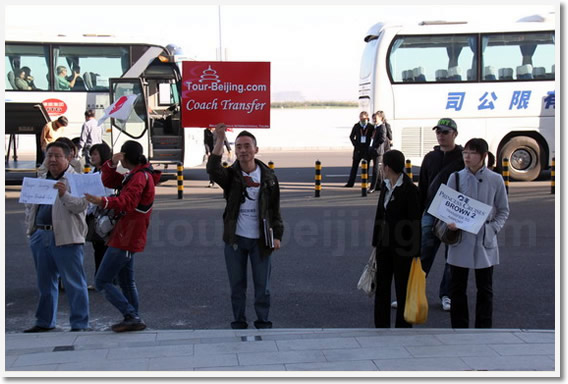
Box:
[445,138,509,328]
[85,141,161,332]
[375,111,392,152]
[85,143,113,287]
[372,150,421,328]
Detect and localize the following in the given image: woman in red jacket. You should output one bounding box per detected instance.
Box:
[85,141,161,332]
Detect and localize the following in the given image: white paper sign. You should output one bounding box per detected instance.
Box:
[427,183,493,235]
[19,178,58,205]
[66,173,107,198]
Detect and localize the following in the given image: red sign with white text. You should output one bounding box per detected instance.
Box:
[42,98,68,116]
[181,61,270,129]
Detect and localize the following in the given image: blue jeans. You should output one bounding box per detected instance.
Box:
[224,236,271,325]
[29,229,89,329]
[420,212,451,299]
[95,247,139,318]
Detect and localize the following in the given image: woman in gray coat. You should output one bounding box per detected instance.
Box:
[445,138,509,328]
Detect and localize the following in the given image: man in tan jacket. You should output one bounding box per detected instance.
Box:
[24,141,90,332]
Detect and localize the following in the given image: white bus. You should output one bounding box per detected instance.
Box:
[358,13,556,181]
[5,32,204,174]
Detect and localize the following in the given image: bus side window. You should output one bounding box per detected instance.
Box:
[5,44,50,91]
[482,31,554,82]
[388,35,477,85]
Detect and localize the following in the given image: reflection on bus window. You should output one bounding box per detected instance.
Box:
[113,82,146,138]
[5,44,50,90]
[481,32,555,81]
[388,35,477,83]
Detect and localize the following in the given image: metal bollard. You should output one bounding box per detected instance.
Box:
[177,162,183,199]
[502,157,510,195]
[83,165,91,174]
[315,160,322,198]
[361,160,368,197]
[405,160,412,181]
[551,157,555,194]
[268,161,275,170]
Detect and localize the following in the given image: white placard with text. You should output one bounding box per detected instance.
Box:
[427,183,493,235]
[19,178,58,205]
[66,173,106,198]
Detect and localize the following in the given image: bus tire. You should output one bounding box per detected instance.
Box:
[499,136,542,181]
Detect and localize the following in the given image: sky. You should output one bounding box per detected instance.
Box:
[3,2,557,101]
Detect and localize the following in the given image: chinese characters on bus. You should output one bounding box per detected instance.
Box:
[445,91,555,111]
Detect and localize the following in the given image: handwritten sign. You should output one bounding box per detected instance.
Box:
[66,173,106,198]
[428,183,493,235]
[181,61,270,129]
[19,178,58,205]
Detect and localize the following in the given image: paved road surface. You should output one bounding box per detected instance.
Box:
[4,150,556,332]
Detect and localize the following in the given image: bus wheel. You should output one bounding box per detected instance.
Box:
[499,136,541,181]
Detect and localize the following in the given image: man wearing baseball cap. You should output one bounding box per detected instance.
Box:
[417,118,464,312]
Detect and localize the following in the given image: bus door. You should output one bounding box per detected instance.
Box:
[108,77,151,159]
[144,76,184,165]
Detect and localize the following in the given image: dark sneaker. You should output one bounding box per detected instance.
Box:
[254,320,273,329]
[111,316,147,333]
[70,327,93,332]
[230,321,248,329]
[24,325,55,333]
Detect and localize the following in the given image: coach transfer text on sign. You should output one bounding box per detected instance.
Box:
[181,61,270,129]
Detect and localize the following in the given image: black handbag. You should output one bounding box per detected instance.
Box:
[432,172,462,245]
[433,219,462,245]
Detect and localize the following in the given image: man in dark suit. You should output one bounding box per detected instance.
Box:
[345,111,374,187]
[367,114,387,193]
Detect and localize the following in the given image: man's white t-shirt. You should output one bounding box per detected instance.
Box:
[235,166,261,239]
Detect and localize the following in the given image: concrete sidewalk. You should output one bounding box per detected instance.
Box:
[5,328,556,375]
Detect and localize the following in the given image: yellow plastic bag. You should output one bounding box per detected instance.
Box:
[404,257,428,324]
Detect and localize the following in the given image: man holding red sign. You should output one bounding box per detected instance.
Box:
[207,123,283,330]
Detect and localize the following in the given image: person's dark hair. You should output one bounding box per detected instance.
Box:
[56,116,68,126]
[71,137,81,148]
[382,149,405,174]
[236,130,257,146]
[120,140,147,165]
[90,142,112,164]
[85,109,95,118]
[55,137,76,155]
[464,138,489,155]
[21,66,32,76]
[46,141,71,158]
[487,151,495,169]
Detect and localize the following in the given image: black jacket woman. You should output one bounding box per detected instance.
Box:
[372,150,422,328]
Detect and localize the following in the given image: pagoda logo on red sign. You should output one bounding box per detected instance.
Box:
[181,61,270,129]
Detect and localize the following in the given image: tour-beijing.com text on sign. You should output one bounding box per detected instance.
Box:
[181,61,270,129]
